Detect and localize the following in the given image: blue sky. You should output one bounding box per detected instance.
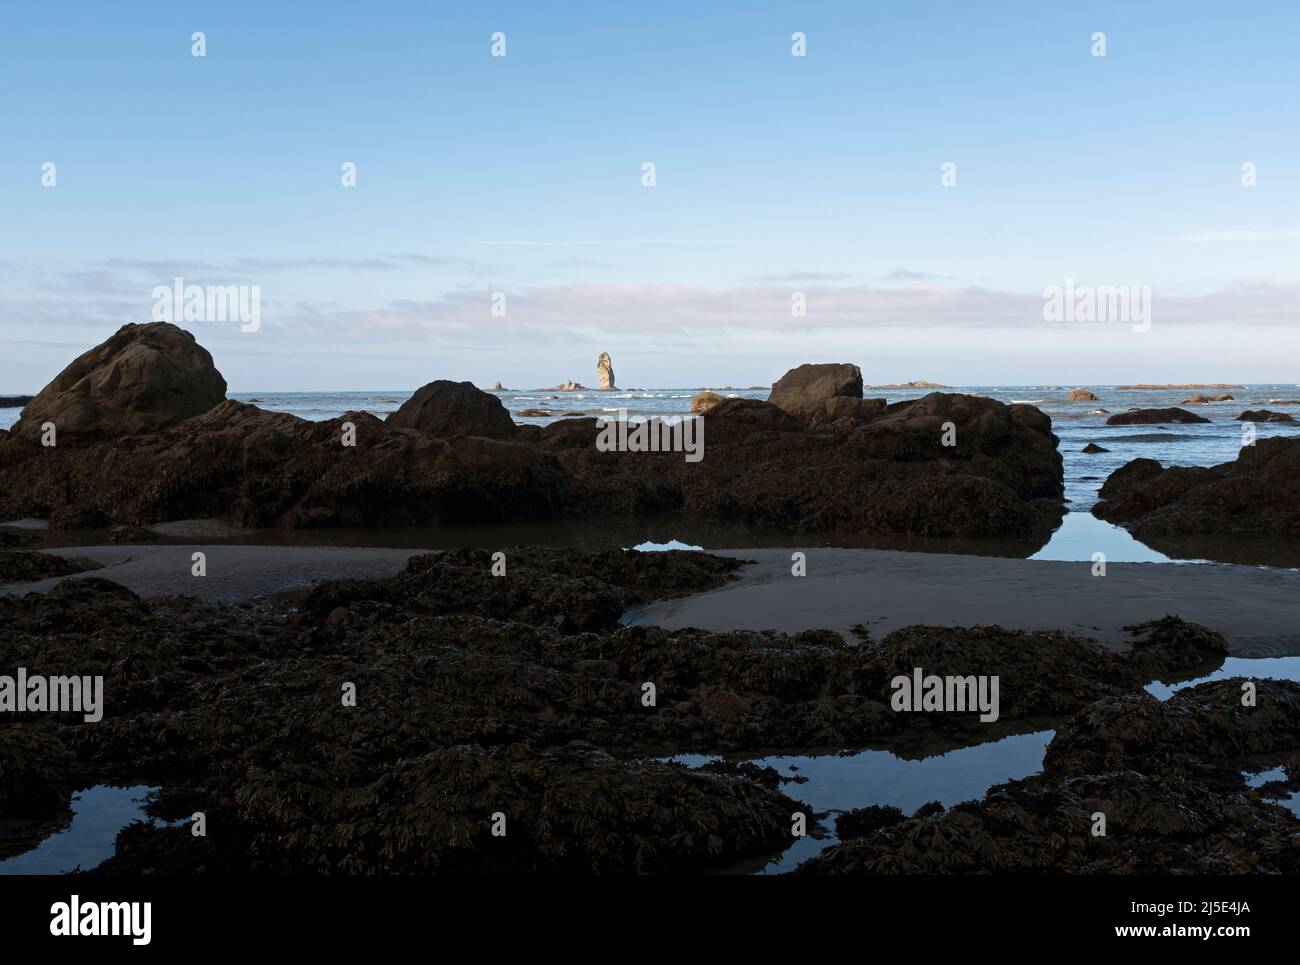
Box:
[1,0,1297,390]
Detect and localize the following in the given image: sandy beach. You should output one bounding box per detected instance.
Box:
[627,548,1300,657]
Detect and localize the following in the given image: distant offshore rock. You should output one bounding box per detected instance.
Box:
[485,382,507,392]
[1116,383,1242,390]
[1181,393,1233,404]
[1068,389,1098,402]
[1081,443,1109,453]
[597,352,616,390]
[11,322,226,440]
[0,395,34,409]
[865,379,949,389]
[543,379,589,392]
[1106,407,1210,426]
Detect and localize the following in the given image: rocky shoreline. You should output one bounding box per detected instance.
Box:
[0,325,1066,540]
[3,545,1293,875]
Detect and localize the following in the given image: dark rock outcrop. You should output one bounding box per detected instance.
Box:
[766,362,892,430]
[11,322,226,440]
[0,550,100,584]
[548,391,1064,538]
[1105,407,1210,426]
[1081,443,1108,453]
[0,334,1066,540]
[386,380,516,439]
[767,363,863,417]
[0,401,568,529]
[1238,409,1297,423]
[1092,437,1300,537]
[0,395,34,409]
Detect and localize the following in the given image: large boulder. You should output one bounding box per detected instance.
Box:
[767,363,863,418]
[11,322,226,440]
[1068,388,1098,402]
[1105,407,1210,426]
[690,391,724,413]
[387,380,516,439]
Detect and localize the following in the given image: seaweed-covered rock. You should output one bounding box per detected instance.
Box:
[0,728,75,818]
[0,551,100,584]
[1093,438,1300,537]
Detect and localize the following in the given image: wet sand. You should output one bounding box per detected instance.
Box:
[5,543,1299,657]
[627,548,1300,658]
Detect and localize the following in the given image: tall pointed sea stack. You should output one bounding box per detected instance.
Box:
[597,352,616,390]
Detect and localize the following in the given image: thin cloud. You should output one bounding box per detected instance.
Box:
[883,268,958,282]
[1176,229,1300,243]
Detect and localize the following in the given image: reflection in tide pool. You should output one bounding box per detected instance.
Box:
[0,785,156,875]
[1031,513,1175,563]
[1145,656,1300,700]
[670,729,1052,874]
[1245,767,1300,818]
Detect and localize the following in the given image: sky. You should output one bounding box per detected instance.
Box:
[1,0,1297,391]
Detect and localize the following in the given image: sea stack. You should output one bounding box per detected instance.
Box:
[597,352,616,390]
